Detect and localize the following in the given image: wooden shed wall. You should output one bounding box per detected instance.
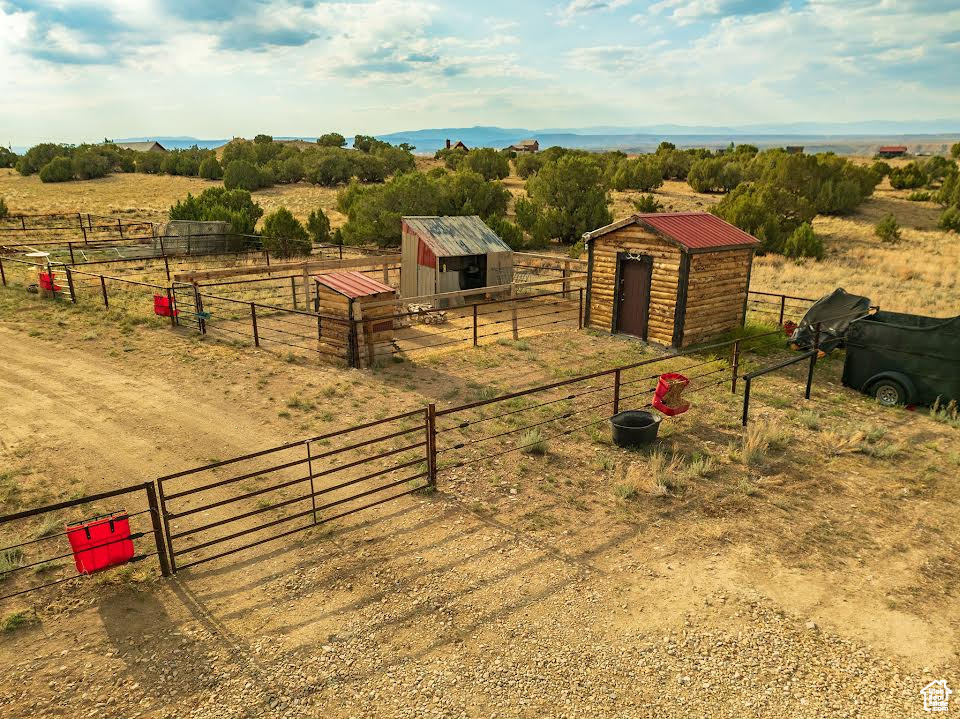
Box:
[400,228,419,298]
[587,227,682,345]
[681,249,752,346]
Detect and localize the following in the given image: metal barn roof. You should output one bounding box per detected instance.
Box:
[402,216,512,257]
[314,271,395,299]
[113,141,167,152]
[878,145,907,153]
[584,212,760,252]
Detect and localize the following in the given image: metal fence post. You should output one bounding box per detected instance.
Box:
[117,218,124,239]
[163,254,170,282]
[731,339,741,394]
[578,287,584,329]
[65,266,76,303]
[165,287,176,327]
[100,275,109,307]
[155,479,177,574]
[67,242,75,264]
[426,405,437,487]
[306,441,318,524]
[806,322,821,400]
[144,482,171,577]
[778,295,786,326]
[250,303,259,346]
[0,255,6,287]
[194,284,206,334]
[613,368,621,414]
[472,304,478,347]
[741,376,752,426]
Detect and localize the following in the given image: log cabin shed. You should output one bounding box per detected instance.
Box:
[400,216,513,303]
[313,271,398,366]
[583,212,760,348]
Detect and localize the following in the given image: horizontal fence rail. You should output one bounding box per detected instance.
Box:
[0,482,170,602]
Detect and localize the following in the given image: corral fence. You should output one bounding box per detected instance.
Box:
[0,322,834,603]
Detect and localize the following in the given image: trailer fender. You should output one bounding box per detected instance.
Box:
[862,371,917,406]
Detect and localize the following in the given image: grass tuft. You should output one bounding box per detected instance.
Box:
[519,429,548,456]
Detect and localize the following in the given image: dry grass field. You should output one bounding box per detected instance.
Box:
[1,158,958,717]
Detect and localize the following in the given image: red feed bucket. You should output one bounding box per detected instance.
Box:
[66,513,135,574]
[652,372,690,416]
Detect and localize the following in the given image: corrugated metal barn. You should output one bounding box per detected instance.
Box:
[583,212,760,348]
[400,216,513,303]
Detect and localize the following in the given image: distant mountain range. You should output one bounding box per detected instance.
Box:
[19,121,956,157]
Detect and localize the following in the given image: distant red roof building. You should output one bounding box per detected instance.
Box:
[877,145,908,158]
[584,212,760,252]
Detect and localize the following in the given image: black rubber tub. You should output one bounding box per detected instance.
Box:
[610,410,662,448]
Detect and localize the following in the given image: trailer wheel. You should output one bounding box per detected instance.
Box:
[872,379,906,407]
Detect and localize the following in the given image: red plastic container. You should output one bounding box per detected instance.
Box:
[783,320,798,336]
[66,513,135,574]
[38,272,62,292]
[153,294,178,317]
[652,373,690,416]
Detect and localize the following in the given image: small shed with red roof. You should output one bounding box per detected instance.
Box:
[313,271,398,366]
[582,212,760,347]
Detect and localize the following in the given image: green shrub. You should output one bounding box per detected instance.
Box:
[199,157,223,180]
[70,150,110,180]
[0,147,17,169]
[223,159,268,191]
[951,142,960,159]
[783,222,824,260]
[632,194,663,213]
[523,155,612,244]
[261,207,311,258]
[610,156,664,192]
[939,206,960,233]
[462,148,510,181]
[906,190,932,202]
[870,160,891,178]
[16,143,70,175]
[278,156,304,183]
[439,170,510,219]
[514,153,543,179]
[38,156,74,182]
[874,213,902,243]
[169,186,264,234]
[888,163,927,190]
[712,182,815,254]
[317,132,346,148]
[306,207,331,243]
[136,151,164,174]
[485,216,524,250]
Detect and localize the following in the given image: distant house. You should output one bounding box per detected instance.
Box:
[113,141,167,153]
[785,145,804,154]
[505,139,539,153]
[444,139,469,152]
[876,145,907,158]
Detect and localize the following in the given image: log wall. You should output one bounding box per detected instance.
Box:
[681,249,753,346]
[587,227,682,345]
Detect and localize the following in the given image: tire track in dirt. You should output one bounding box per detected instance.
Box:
[0,326,280,487]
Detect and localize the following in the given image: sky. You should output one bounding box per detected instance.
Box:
[1,0,958,146]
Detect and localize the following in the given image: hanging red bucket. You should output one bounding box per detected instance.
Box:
[38,272,62,292]
[783,320,798,336]
[652,373,690,416]
[66,512,135,574]
[153,294,178,317]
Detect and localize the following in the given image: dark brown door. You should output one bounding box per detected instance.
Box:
[616,256,651,338]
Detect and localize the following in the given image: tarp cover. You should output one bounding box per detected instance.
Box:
[790,288,872,351]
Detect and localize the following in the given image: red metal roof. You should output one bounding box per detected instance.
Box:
[314,271,395,299]
[634,212,760,251]
[878,145,907,152]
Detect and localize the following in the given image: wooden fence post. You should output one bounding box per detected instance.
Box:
[578,288,584,330]
[65,266,76,303]
[250,303,259,346]
[290,276,298,309]
[0,256,6,287]
[166,287,176,327]
[100,275,109,307]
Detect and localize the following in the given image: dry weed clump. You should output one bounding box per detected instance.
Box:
[735,420,790,466]
[931,398,960,428]
[820,427,903,459]
[616,448,692,499]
